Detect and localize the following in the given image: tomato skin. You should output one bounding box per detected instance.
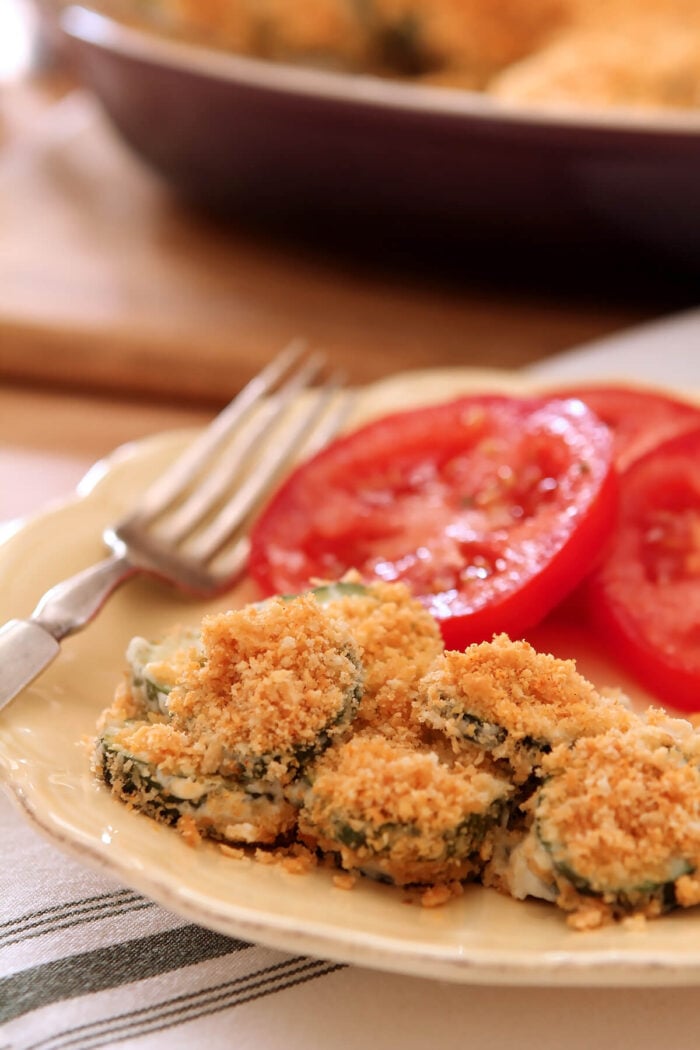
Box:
[249,395,616,648]
[587,426,700,712]
[436,455,617,649]
[548,384,700,470]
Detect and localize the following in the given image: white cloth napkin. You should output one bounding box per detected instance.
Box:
[4,336,700,1050]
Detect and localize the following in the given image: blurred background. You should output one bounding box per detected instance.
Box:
[3,9,700,1043]
[0,0,36,78]
[0,0,698,409]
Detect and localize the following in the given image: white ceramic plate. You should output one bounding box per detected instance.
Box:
[2,364,700,988]
[526,306,700,386]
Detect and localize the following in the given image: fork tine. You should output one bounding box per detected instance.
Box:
[153,349,327,544]
[127,339,307,525]
[188,380,351,583]
[184,373,348,564]
[295,385,356,460]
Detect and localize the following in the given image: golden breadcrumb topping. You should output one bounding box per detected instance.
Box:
[96,582,700,927]
[303,734,507,834]
[298,733,510,885]
[178,814,203,848]
[109,720,211,777]
[420,882,464,908]
[97,680,143,730]
[674,874,700,910]
[250,843,318,873]
[640,707,700,762]
[418,634,633,775]
[538,725,700,893]
[146,646,200,692]
[322,578,444,740]
[167,594,360,758]
[333,872,358,890]
[99,720,297,844]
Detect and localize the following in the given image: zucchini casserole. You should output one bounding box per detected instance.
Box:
[93,579,700,929]
[97,1,700,111]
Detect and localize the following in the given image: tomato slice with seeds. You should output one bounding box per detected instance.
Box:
[548,385,700,470]
[587,426,700,712]
[249,395,616,648]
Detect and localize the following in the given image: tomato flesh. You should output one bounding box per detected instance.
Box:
[549,384,700,469]
[249,396,616,648]
[587,426,700,712]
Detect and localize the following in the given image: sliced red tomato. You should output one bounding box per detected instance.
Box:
[249,395,616,648]
[587,426,700,712]
[548,384,700,470]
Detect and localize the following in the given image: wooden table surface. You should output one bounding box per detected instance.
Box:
[2,74,697,406]
[0,72,697,518]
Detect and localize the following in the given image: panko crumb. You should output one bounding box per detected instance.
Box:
[177,814,202,848]
[219,843,248,861]
[621,914,648,932]
[96,680,143,731]
[420,882,464,908]
[253,848,280,866]
[252,843,318,874]
[322,574,444,743]
[675,874,700,909]
[280,848,318,875]
[333,873,357,891]
[564,900,610,931]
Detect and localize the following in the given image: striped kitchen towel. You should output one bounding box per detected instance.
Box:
[4,796,700,1050]
[1,797,348,1050]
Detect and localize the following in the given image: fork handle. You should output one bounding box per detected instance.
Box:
[31,552,136,640]
[0,619,61,712]
[0,554,137,712]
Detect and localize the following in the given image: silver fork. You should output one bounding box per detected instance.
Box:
[0,344,350,711]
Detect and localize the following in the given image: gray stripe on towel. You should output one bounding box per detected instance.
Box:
[0,925,250,1023]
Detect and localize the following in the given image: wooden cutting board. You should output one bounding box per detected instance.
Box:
[0,83,687,406]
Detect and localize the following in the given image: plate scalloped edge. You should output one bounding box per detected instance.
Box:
[4,364,700,986]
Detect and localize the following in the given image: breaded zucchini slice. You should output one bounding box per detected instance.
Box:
[416,634,634,782]
[314,576,444,743]
[298,734,512,886]
[126,626,203,714]
[94,721,296,844]
[526,722,700,926]
[123,582,367,717]
[167,593,363,785]
[219,576,439,743]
